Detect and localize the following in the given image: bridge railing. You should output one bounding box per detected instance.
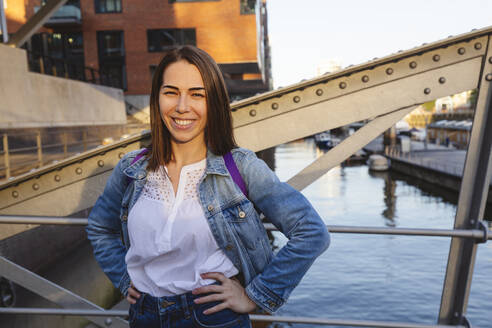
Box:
[0,216,489,328]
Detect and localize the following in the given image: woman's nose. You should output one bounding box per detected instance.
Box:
[176,95,190,114]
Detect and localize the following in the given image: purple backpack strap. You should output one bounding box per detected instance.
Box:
[223,152,248,198]
[126,148,148,184]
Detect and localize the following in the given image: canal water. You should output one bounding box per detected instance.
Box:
[271,138,492,328]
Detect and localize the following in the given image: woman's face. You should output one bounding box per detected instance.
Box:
[159,60,207,148]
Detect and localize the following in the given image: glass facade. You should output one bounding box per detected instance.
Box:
[97,31,126,89]
[147,29,196,52]
[240,0,255,14]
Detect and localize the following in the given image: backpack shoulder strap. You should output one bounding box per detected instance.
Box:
[126,148,149,184]
[131,148,148,165]
[223,152,248,198]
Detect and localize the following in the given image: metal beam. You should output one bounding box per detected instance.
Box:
[287,107,416,191]
[438,35,492,324]
[1,216,490,240]
[0,256,128,328]
[0,32,488,236]
[7,0,68,48]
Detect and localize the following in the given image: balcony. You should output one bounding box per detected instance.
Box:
[34,4,82,27]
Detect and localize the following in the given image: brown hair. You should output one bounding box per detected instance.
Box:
[147,46,237,171]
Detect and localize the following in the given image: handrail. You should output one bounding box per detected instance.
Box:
[0,308,466,328]
[0,215,490,241]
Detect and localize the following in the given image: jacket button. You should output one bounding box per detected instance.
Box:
[207,205,214,211]
[122,214,128,221]
[238,211,246,218]
[225,244,233,251]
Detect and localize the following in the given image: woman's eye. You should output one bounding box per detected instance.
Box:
[163,91,177,95]
[192,93,205,98]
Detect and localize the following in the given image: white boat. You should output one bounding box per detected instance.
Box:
[367,154,390,171]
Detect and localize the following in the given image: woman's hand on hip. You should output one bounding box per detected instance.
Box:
[192,272,256,314]
[126,282,141,304]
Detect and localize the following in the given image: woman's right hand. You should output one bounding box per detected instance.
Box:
[126,282,141,304]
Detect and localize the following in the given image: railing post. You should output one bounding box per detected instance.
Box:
[39,57,44,74]
[438,35,492,325]
[3,134,10,179]
[36,131,43,167]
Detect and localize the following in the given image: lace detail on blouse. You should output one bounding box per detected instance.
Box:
[140,162,205,205]
[141,167,173,205]
[184,167,204,201]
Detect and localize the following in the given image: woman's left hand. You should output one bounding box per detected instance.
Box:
[192,272,257,315]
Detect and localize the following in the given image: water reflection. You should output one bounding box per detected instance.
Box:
[369,170,397,226]
[271,138,492,328]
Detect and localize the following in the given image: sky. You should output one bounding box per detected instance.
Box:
[266,0,492,88]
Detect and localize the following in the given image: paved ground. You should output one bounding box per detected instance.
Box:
[364,137,477,180]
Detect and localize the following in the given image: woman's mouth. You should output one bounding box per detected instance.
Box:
[171,118,196,130]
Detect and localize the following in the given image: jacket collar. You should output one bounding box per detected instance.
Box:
[123,149,229,180]
[123,154,149,180]
[205,149,229,176]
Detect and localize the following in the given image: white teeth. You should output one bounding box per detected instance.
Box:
[174,119,193,126]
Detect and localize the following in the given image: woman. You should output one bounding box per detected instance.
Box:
[87,46,330,328]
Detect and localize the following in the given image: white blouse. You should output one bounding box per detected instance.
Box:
[124,159,238,297]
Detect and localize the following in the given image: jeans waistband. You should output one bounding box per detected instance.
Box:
[134,283,219,315]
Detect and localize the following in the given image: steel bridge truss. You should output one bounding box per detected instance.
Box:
[1,25,492,327]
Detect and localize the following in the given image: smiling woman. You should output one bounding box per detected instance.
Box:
[159,61,208,147]
[86,45,330,328]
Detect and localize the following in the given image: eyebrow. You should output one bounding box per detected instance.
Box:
[162,85,205,91]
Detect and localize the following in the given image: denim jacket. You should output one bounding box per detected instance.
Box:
[86,147,330,313]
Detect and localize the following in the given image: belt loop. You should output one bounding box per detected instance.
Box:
[138,293,146,315]
[180,294,191,319]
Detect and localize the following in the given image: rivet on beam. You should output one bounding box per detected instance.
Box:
[474,43,482,50]
[119,152,125,159]
[339,82,347,89]
[293,96,301,103]
[361,75,369,83]
[12,191,19,198]
[271,103,279,110]
[485,74,492,82]
[76,167,83,175]
[249,109,257,117]
[316,89,323,96]
[32,183,40,191]
[439,77,446,84]
[386,68,393,75]
[458,47,466,55]
[54,175,61,182]
[409,61,417,69]
[98,160,105,167]
[433,54,440,62]
[424,88,431,94]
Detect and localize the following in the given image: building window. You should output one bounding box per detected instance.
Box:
[97,31,127,89]
[240,0,255,14]
[95,0,122,13]
[147,29,196,52]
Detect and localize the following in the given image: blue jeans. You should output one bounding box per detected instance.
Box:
[128,289,252,328]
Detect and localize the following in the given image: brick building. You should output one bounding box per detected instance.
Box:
[3,0,271,102]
